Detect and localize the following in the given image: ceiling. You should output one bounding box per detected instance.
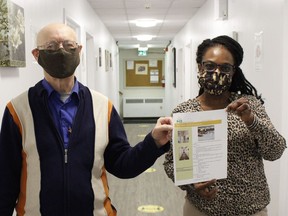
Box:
[86,0,207,49]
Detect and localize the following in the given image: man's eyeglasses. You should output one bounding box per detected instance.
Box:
[202,61,235,74]
[37,40,78,52]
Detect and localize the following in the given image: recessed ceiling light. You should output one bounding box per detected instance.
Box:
[134,35,155,41]
[131,19,162,28]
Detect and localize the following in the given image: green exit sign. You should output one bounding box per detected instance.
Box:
[138,50,147,56]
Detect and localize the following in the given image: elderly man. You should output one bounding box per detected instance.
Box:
[0,23,173,216]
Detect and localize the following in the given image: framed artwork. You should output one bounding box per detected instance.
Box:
[105,49,109,71]
[172,47,176,87]
[0,0,25,67]
[135,63,148,75]
[99,47,102,67]
[109,53,112,67]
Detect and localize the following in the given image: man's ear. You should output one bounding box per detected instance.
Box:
[78,45,83,53]
[32,48,39,61]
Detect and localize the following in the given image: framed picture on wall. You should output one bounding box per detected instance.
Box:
[135,63,148,75]
[110,53,112,67]
[0,0,26,67]
[99,47,102,67]
[105,49,109,71]
[172,47,176,88]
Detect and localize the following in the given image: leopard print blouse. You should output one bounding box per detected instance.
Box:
[163,93,286,215]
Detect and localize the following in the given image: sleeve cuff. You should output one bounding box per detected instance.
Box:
[247,115,260,130]
[145,132,171,155]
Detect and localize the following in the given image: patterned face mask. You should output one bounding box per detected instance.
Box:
[198,70,233,95]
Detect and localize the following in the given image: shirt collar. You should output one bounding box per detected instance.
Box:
[42,78,79,98]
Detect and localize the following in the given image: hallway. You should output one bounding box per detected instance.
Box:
[107,123,186,215]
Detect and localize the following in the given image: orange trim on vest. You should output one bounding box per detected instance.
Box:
[15,151,28,216]
[108,100,113,123]
[7,102,22,135]
[7,102,28,215]
[101,168,117,216]
[103,100,117,215]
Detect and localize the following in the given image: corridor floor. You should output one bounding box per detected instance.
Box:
[107,123,186,216]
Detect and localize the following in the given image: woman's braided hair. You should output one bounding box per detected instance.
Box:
[196,35,264,104]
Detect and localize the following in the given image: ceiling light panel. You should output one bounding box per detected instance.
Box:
[131,19,162,27]
[134,35,154,41]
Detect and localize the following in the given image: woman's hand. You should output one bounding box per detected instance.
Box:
[226,97,254,126]
[193,179,218,200]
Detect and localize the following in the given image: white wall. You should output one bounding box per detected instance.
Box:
[165,0,288,215]
[0,0,119,124]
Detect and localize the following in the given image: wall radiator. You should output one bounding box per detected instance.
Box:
[123,97,165,118]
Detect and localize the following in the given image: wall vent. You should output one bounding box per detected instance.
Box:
[123,97,165,118]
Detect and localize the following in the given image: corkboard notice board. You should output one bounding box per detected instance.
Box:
[125,60,163,87]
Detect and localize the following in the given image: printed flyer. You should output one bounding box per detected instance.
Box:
[172,109,227,186]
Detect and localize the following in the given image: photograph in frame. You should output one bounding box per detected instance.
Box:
[0,0,25,67]
[135,63,148,75]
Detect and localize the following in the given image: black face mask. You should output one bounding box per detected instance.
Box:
[38,48,80,78]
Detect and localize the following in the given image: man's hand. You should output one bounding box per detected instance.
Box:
[151,117,173,148]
